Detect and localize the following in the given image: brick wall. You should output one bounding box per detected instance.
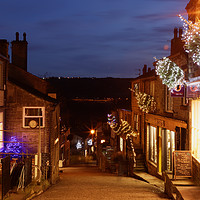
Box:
[192,156,200,185]
[5,81,58,156]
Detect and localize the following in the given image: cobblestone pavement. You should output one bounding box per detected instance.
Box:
[33,166,170,200]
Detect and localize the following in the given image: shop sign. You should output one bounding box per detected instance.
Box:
[186,82,200,98]
[174,151,192,179]
[171,85,184,97]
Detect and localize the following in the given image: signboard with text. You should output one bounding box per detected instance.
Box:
[174,151,192,179]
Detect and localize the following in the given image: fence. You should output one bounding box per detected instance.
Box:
[2,156,10,200]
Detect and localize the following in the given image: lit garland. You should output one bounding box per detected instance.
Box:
[155,57,185,90]
[108,114,137,168]
[130,87,156,113]
[179,14,200,65]
[108,114,138,137]
[4,136,23,157]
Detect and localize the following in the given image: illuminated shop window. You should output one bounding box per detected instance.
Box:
[148,125,157,164]
[192,100,200,160]
[166,130,175,171]
[120,137,123,152]
[23,107,45,128]
[0,112,3,150]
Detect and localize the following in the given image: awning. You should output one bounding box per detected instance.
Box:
[145,113,187,131]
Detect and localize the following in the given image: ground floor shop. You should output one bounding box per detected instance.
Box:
[145,114,187,177]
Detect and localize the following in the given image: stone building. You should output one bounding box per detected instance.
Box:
[130,25,189,178]
[0,39,9,153]
[2,33,60,184]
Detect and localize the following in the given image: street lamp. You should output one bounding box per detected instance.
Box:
[90,129,95,135]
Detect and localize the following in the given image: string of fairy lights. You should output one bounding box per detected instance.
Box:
[154,15,200,93]
[107,114,137,167]
[129,86,156,114]
[155,57,185,90]
[179,14,200,66]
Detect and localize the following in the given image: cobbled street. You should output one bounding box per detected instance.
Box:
[33,166,170,200]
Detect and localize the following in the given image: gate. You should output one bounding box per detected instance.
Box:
[24,157,32,187]
[2,156,10,199]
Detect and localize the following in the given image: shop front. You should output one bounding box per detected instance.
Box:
[146,114,187,176]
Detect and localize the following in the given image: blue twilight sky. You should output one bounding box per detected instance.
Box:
[0,0,189,78]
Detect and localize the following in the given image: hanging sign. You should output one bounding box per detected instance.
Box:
[186,82,200,98]
[171,85,184,97]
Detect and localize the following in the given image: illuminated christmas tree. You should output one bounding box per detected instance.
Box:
[4,136,22,157]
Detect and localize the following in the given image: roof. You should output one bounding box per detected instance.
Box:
[8,64,58,104]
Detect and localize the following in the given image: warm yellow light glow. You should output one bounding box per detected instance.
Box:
[192,100,200,160]
[90,129,95,134]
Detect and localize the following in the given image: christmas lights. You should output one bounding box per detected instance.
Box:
[179,14,200,65]
[155,57,184,90]
[4,136,22,157]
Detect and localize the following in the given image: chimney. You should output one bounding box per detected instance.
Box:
[143,64,147,75]
[11,32,28,71]
[0,39,9,58]
[174,28,178,39]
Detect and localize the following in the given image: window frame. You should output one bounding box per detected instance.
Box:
[23,107,45,128]
[165,87,173,112]
[148,125,157,164]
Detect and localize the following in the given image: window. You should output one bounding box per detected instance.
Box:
[162,129,175,171]
[0,112,3,150]
[165,87,173,112]
[148,125,157,164]
[192,100,200,160]
[134,114,139,132]
[120,137,123,152]
[133,83,140,96]
[150,81,155,97]
[23,107,45,128]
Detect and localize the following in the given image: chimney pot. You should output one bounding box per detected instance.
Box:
[16,32,19,41]
[23,32,26,41]
[174,28,178,38]
[143,64,147,75]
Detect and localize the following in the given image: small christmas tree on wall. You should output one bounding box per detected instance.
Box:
[4,136,22,157]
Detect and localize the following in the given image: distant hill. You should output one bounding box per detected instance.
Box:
[46,77,134,137]
[46,77,134,99]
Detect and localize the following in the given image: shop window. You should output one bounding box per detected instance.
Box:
[165,87,173,112]
[191,100,200,160]
[148,125,157,164]
[162,129,175,172]
[23,107,45,128]
[0,112,3,150]
[120,137,123,152]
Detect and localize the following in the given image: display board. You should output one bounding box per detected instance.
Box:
[174,151,192,179]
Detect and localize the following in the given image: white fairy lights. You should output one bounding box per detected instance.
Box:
[179,14,200,66]
[129,86,156,113]
[155,57,184,90]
